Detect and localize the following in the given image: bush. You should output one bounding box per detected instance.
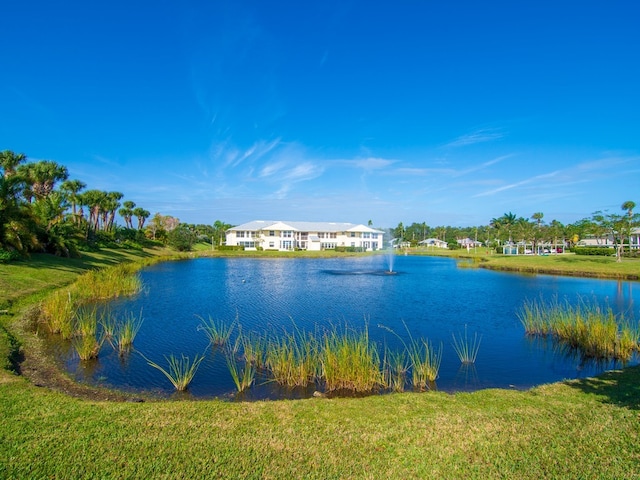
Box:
[0,249,22,263]
[217,245,244,251]
[572,247,615,256]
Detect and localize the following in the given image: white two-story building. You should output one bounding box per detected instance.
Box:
[225,220,385,252]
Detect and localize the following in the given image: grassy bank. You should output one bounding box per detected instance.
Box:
[411,247,640,280]
[2,247,640,477]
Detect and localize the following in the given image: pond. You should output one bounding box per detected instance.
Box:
[52,255,640,399]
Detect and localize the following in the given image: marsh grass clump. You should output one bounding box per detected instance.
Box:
[266,329,319,387]
[225,338,256,393]
[379,322,442,390]
[518,297,639,361]
[383,349,408,392]
[241,330,268,369]
[452,326,482,364]
[143,353,205,391]
[74,264,143,301]
[197,315,236,347]
[115,311,144,356]
[74,305,98,338]
[41,290,76,339]
[321,325,383,393]
[71,333,104,361]
[410,339,442,389]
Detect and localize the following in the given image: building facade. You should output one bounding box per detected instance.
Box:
[225,220,385,252]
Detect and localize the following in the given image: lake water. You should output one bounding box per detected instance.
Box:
[55,255,640,399]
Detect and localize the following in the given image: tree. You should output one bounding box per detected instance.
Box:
[118,201,136,229]
[531,212,544,254]
[60,179,86,225]
[167,224,197,251]
[213,220,232,247]
[0,150,27,177]
[17,160,68,202]
[133,207,150,230]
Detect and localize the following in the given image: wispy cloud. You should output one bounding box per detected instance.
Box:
[445,128,505,148]
[474,170,561,197]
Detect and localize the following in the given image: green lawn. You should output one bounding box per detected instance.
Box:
[2,248,640,478]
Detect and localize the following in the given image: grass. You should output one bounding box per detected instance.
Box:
[518,296,639,360]
[3,247,640,477]
[451,326,482,364]
[197,314,236,346]
[142,352,205,391]
[2,365,640,478]
[115,310,144,355]
[321,324,384,393]
[225,338,256,393]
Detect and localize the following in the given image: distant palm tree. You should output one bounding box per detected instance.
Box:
[531,212,544,254]
[119,200,136,229]
[0,150,27,177]
[133,207,150,230]
[60,179,86,225]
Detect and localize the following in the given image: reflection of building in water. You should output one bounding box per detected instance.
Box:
[226,220,384,252]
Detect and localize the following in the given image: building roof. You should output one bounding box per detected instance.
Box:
[228,220,384,234]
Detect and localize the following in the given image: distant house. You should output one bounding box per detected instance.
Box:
[419,238,448,249]
[457,238,482,248]
[577,228,640,250]
[225,220,384,252]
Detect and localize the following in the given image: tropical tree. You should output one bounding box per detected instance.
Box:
[118,201,136,229]
[0,150,27,177]
[60,179,86,225]
[132,207,150,230]
[213,220,232,247]
[531,212,544,254]
[17,160,69,203]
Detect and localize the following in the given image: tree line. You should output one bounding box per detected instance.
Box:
[390,202,639,262]
[2,149,637,261]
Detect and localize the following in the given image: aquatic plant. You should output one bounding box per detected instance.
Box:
[321,325,383,393]
[383,348,408,392]
[197,315,236,347]
[518,296,639,361]
[41,290,75,339]
[71,332,104,361]
[143,353,205,391]
[115,311,144,356]
[266,329,319,387]
[225,339,256,393]
[452,326,482,364]
[74,305,98,338]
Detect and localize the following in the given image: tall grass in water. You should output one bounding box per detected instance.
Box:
[74,305,98,337]
[452,326,482,364]
[379,322,442,390]
[518,297,639,360]
[115,311,144,356]
[197,315,236,347]
[143,353,205,391]
[74,264,142,301]
[266,329,319,387]
[383,349,408,392]
[321,325,383,393]
[41,290,75,339]
[225,337,256,393]
[241,330,268,369]
[71,334,104,360]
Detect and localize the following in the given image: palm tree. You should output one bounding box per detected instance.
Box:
[103,191,123,231]
[0,150,27,177]
[60,179,86,225]
[621,201,637,255]
[531,212,544,254]
[132,207,150,230]
[17,160,69,202]
[118,200,136,229]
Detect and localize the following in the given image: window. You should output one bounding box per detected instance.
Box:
[283,231,292,238]
[237,231,245,238]
[269,231,275,237]
[282,240,292,250]
[363,232,370,239]
[329,232,337,239]
[372,233,378,239]
[350,232,356,237]
[269,242,275,248]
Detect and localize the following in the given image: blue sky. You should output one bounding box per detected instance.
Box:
[2,1,639,228]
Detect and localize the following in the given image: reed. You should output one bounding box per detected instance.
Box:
[379,322,442,390]
[225,339,256,393]
[74,264,142,301]
[74,305,98,338]
[115,311,144,356]
[241,330,268,369]
[517,297,639,361]
[98,309,118,341]
[451,326,482,364]
[410,339,442,389]
[197,315,235,347]
[143,353,205,391]
[383,348,408,392]
[71,332,103,360]
[321,325,383,393]
[265,330,319,387]
[41,290,76,339]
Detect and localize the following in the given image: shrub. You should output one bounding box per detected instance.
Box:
[572,247,615,256]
